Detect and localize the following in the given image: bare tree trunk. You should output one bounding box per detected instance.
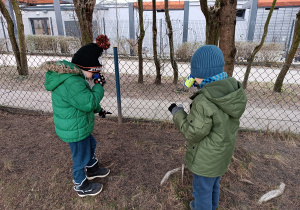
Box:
[73,0,96,46]
[11,0,28,75]
[219,0,237,77]
[152,0,161,85]
[0,0,23,75]
[274,10,300,92]
[200,0,221,45]
[165,0,178,85]
[242,0,277,89]
[137,0,145,83]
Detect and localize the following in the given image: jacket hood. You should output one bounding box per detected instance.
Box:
[44,60,83,91]
[191,77,247,118]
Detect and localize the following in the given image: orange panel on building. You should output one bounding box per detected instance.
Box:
[258,0,300,7]
[133,1,184,10]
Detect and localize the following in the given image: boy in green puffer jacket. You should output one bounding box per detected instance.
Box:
[168,45,247,210]
[44,35,111,197]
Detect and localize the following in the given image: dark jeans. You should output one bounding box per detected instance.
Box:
[69,134,97,184]
[190,174,221,210]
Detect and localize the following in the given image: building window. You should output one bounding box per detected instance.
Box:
[30,18,51,35]
[64,21,98,39]
[236,9,245,20]
[265,8,279,10]
[65,21,81,37]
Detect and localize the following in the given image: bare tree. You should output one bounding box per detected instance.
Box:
[0,0,28,75]
[219,0,237,76]
[73,0,96,46]
[242,0,277,89]
[200,0,221,45]
[200,0,237,76]
[11,0,28,75]
[152,0,161,85]
[165,0,178,85]
[274,9,300,92]
[137,0,145,83]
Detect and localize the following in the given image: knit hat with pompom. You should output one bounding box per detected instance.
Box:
[72,35,110,72]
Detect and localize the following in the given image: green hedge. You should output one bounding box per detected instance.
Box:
[25,35,81,55]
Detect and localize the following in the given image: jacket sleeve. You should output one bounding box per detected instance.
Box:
[65,77,105,112]
[173,102,212,143]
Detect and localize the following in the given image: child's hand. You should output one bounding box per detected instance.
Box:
[168,103,177,113]
[168,103,184,115]
[99,109,112,118]
[93,73,106,86]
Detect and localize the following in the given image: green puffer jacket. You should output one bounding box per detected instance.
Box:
[173,77,247,177]
[44,60,104,142]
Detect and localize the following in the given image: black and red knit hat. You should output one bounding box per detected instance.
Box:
[71,35,110,72]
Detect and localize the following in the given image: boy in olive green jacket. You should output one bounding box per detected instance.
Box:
[168,45,247,210]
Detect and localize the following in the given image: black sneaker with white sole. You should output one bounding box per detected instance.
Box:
[86,159,110,180]
[74,178,103,197]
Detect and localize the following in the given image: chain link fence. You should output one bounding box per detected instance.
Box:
[0,45,299,133]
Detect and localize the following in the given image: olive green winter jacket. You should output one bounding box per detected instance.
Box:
[44,60,104,142]
[173,77,247,177]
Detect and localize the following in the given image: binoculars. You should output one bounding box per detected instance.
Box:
[184,75,196,88]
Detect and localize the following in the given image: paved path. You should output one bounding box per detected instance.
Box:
[0,88,299,133]
[1,54,300,84]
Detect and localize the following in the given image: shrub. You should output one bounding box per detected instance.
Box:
[0,38,10,52]
[235,41,257,62]
[25,35,80,54]
[258,43,285,63]
[235,41,285,63]
[175,42,202,61]
[114,37,139,56]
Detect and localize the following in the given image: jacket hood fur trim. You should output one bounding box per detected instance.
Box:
[41,60,82,74]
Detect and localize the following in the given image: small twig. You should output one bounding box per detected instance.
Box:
[239,179,254,185]
[181,164,185,185]
[160,165,186,186]
[258,182,285,204]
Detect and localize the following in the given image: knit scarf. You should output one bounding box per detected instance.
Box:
[198,72,228,89]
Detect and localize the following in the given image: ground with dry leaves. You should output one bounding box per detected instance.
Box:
[0,109,299,209]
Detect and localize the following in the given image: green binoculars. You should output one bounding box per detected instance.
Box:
[184,75,195,88]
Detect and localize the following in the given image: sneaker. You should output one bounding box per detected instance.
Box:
[86,167,110,180]
[86,159,110,180]
[74,178,103,197]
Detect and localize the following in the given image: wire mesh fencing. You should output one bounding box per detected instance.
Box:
[0,50,299,134]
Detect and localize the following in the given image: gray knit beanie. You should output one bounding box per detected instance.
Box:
[190,45,225,79]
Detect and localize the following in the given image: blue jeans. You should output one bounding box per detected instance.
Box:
[68,134,98,184]
[190,174,221,210]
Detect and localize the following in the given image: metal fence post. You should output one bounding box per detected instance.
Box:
[285,20,295,60]
[182,1,189,43]
[53,0,64,36]
[128,3,135,56]
[113,46,122,124]
[247,0,258,42]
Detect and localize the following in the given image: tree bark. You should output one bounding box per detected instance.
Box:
[200,0,221,45]
[11,0,28,75]
[242,0,277,89]
[0,0,23,75]
[219,0,237,77]
[73,0,96,46]
[152,0,161,85]
[137,0,145,83]
[165,0,178,85]
[273,9,300,92]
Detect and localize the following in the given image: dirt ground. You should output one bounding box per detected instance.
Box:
[0,109,299,210]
